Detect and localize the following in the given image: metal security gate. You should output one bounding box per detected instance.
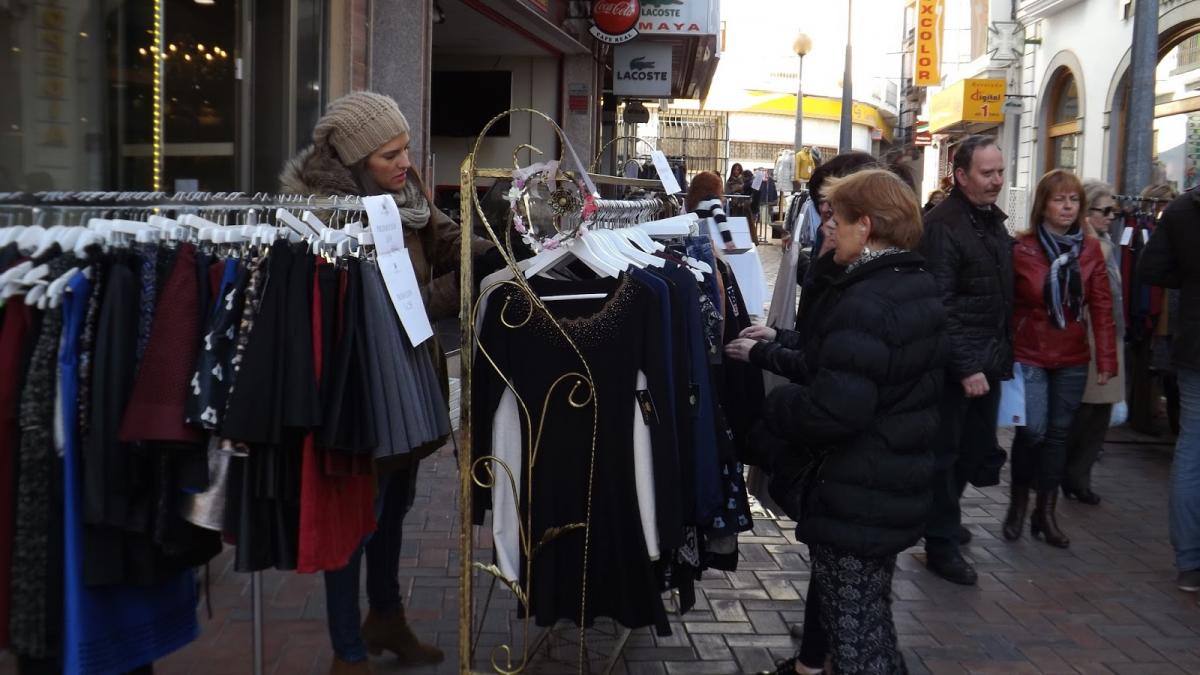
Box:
[620,107,729,181]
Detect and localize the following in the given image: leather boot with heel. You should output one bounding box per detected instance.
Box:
[362,606,445,665]
[1030,489,1070,548]
[1003,484,1030,541]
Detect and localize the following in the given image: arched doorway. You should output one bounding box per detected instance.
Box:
[1044,68,1082,173]
[1105,4,1200,190]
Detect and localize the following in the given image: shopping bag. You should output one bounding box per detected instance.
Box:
[997,363,1026,427]
[1109,400,1128,428]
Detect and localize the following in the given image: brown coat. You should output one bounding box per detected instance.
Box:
[279,143,481,322]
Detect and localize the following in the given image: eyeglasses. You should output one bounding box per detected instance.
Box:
[1089,206,1116,217]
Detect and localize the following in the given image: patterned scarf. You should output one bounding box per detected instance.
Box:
[353,164,432,230]
[1037,222,1085,329]
[846,246,906,273]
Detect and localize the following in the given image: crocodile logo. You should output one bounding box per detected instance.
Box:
[630,56,656,70]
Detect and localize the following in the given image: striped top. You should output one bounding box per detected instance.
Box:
[693,196,732,245]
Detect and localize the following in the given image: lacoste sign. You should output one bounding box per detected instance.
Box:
[637,0,718,36]
[614,43,672,97]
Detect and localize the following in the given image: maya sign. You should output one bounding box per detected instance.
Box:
[591,0,641,44]
[638,0,719,36]
[915,0,944,87]
[614,43,673,97]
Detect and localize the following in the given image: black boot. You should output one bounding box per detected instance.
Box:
[1030,489,1070,548]
[1003,484,1030,541]
[925,547,977,586]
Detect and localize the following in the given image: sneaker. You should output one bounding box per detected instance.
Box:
[1179,569,1200,592]
[926,548,978,586]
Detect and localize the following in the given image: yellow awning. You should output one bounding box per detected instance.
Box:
[741,93,894,142]
[929,79,1006,134]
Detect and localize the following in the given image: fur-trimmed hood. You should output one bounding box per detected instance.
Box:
[279,144,362,197]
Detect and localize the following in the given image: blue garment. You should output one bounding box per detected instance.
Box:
[630,268,677,423]
[659,263,723,524]
[1173,367,1200,572]
[1010,363,1088,492]
[62,270,199,674]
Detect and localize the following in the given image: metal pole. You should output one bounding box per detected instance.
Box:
[839,0,854,153]
[794,55,805,154]
[251,571,264,675]
[1122,0,1157,194]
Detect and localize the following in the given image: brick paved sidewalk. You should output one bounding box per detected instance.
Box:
[4,429,1187,675]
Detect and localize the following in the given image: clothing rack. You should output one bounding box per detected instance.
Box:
[0,191,375,675]
[458,109,687,674]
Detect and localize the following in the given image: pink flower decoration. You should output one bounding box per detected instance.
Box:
[543,238,561,250]
[513,215,526,234]
[515,178,526,189]
[581,194,598,220]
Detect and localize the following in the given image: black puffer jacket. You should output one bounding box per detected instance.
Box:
[757,251,947,558]
[1139,188,1200,370]
[919,189,1014,380]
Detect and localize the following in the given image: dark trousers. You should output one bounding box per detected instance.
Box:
[924,380,1000,553]
[808,545,906,675]
[1011,365,1089,491]
[1064,402,1113,492]
[797,575,828,669]
[324,466,416,662]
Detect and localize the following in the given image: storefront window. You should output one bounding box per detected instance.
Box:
[1046,69,1081,173]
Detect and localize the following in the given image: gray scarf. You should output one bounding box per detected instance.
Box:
[846,246,906,273]
[353,164,432,230]
[1037,222,1085,330]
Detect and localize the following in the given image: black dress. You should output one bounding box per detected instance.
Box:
[472,273,680,634]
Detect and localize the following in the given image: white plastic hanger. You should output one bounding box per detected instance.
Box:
[16,226,46,254]
[0,226,25,246]
[277,208,318,239]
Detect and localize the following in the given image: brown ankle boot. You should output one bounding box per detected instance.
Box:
[1003,484,1030,541]
[362,607,445,665]
[1030,489,1070,548]
[329,657,373,675]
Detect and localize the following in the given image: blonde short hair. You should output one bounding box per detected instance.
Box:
[822,169,924,250]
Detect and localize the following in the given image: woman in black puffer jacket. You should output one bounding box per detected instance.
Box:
[728,169,947,675]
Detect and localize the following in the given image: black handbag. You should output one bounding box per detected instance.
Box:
[970,444,1008,488]
[766,449,827,523]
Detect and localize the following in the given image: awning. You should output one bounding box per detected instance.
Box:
[929,78,1006,134]
[738,93,894,142]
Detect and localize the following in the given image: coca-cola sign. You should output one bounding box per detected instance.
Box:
[590,0,641,44]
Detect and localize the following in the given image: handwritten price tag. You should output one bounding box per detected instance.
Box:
[363,196,433,345]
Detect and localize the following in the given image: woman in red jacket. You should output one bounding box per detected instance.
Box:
[1004,170,1118,548]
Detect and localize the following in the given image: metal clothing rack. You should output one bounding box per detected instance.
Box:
[0,190,372,675]
[459,110,686,674]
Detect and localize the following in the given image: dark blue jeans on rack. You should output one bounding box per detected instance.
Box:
[324,465,416,662]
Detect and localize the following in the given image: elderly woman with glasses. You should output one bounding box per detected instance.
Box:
[728,170,947,675]
[1061,180,1126,505]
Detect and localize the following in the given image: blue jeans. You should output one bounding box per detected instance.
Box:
[1172,368,1200,572]
[324,466,416,662]
[1011,364,1088,491]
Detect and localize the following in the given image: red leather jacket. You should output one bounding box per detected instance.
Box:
[1012,234,1118,374]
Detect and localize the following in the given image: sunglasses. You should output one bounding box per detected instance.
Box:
[1088,206,1116,217]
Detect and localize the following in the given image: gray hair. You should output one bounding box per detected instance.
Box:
[1082,179,1114,209]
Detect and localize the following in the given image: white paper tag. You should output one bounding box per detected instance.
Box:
[363,195,406,254]
[363,195,433,345]
[1142,229,1151,245]
[376,248,434,346]
[1120,226,1135,246]
[752,170,765,191]
[650,151,683,195]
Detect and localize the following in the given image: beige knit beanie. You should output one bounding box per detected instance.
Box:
[313,91,410,165]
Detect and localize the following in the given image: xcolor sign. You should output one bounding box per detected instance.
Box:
[591,0,641,44]
[613,43,672,97]
[915,0,944,87]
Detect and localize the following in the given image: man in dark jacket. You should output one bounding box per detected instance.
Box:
[918,135,1014,586]
[1138,188,1200,592]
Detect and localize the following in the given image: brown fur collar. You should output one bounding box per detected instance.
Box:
[278,144,361,196]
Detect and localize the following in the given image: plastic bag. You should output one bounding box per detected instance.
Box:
[997,363,1026,428]
[1109,400,1128,428]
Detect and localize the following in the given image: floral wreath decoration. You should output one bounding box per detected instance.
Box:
[504,161,599,254]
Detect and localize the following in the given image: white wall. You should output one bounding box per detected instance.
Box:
[1019,1,1133,186]
[429,55,559,188]
[1155,113,1188,191]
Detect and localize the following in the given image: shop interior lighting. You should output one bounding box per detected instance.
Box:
[195,0,216,5]
[152,0,164,191]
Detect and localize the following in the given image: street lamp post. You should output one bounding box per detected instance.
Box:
[793,32,813,156]
[839,0,854,153]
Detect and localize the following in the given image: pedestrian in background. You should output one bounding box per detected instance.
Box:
[924,189,945,213]
[1138,186,1200,593]
[1062,179,1125,506]
[687,171,736,252]
[918,135,1013,586]
[1006,170,1118,549]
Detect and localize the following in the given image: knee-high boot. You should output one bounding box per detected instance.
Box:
[1030,489,1070,548]
[1002,484,1030,541]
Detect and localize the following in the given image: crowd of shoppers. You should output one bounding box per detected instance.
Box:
[726,134,1197,674]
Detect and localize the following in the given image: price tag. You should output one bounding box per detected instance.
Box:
[651,150,682,195]
[363,195,406,254]
[1120,226,1135,246]
[752,170,765,191]
[363,196,434,345]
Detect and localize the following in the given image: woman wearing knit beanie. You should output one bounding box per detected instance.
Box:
[281,91,480,675]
